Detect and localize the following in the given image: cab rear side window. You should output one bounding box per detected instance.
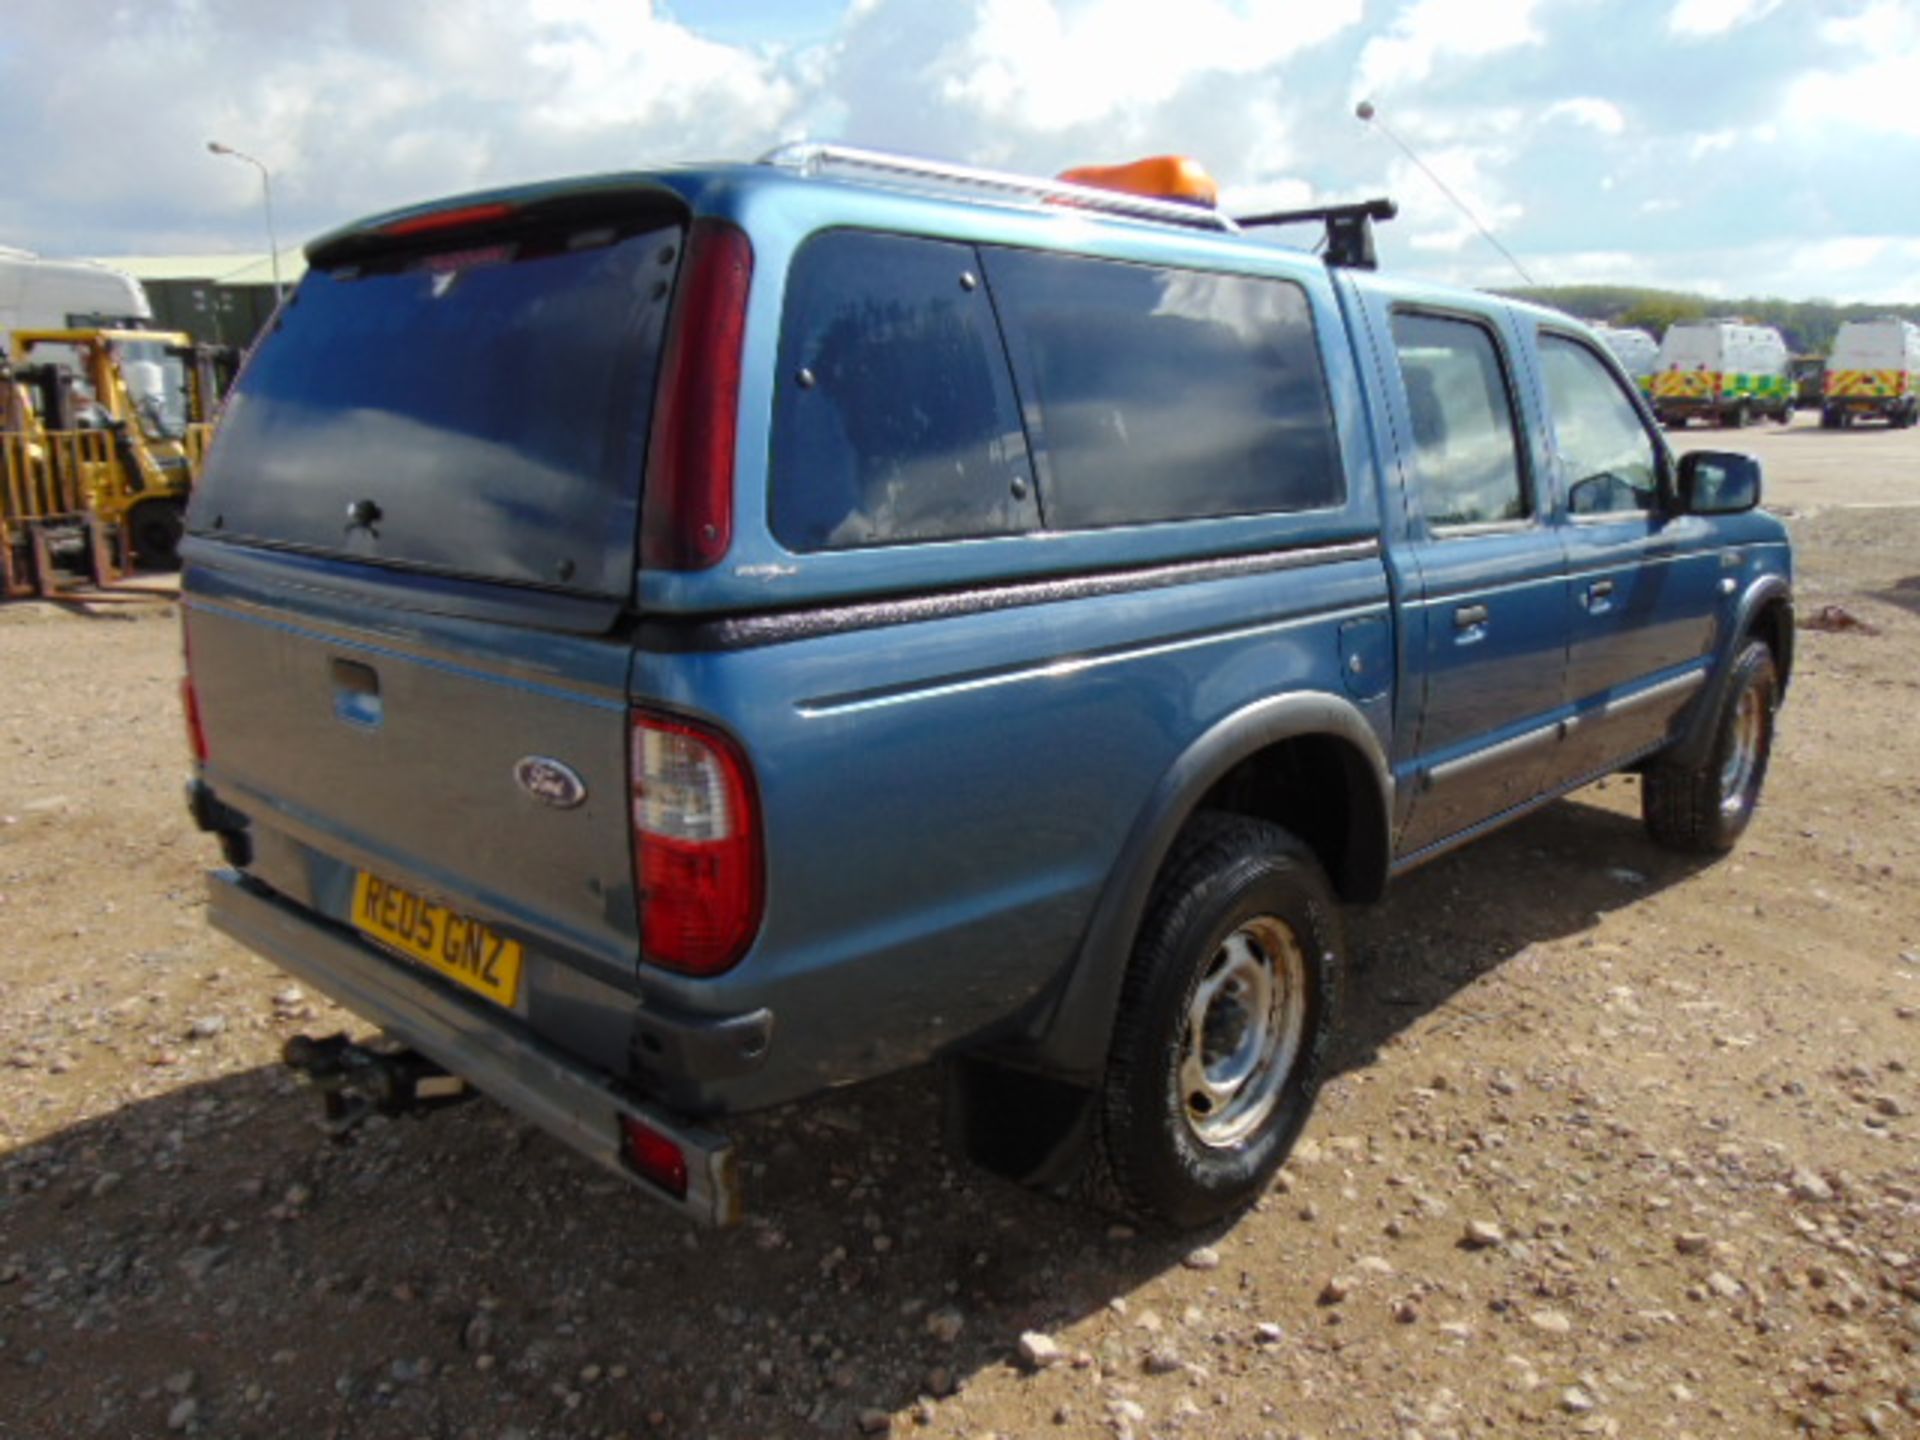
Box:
[770,230,1038,553]
[981,249,1343,529]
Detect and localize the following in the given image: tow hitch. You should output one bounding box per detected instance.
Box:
[283,1032,472,1136]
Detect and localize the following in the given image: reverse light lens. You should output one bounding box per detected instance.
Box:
[635,729,735,842]
[631,712,763,976]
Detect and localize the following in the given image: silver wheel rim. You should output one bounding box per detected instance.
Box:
[1719,684,1764,816]
[1179,916,1308,1149]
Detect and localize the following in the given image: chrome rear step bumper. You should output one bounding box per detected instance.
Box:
[206,868,741,1226]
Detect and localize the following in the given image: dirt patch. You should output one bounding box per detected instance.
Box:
[1,498,1917,1438]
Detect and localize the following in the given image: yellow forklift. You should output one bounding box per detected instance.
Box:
[1,327,230,596]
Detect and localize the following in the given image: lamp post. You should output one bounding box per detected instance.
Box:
[207,141,284,301]
[1354,100,1537,287]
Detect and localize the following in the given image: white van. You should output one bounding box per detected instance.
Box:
[1823,318,1920,429]
[0,249,152,349]
[1594,324,1658,383]
[1649,320,1791,428]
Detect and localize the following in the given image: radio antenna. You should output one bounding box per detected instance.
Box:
[1354,100,1539,288]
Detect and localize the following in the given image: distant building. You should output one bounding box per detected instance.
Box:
[83,250,306,348]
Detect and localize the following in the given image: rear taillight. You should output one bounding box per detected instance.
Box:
[631,711,762,976]
[620,1115,690,1199]
[182,678,208,765]
[640,219,753,572]
[182,632,208,765]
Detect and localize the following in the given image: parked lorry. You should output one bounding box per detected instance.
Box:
[1650,320,1792,428]
[1821,317,1920,428]
[181,146,1793,1230]
[0,249,150,346]
[1,326,224,590]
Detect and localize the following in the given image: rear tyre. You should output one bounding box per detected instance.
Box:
[1820,406,1840,430]
[1726,399,1751,429]
[1643,639,1778,854]
[1089,814,1342,1230]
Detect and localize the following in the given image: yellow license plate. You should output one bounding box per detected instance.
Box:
[351,871,523,1008]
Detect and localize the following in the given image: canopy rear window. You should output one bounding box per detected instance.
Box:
[191,217,682,597]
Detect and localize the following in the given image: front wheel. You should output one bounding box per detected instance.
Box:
[1643,640,1778,853]
[1091,814,1342,1230]
[128,498,185,570]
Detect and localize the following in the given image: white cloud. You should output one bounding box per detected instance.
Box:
[1667,0,1784,37]
[1391,144,1523,259]
[1687,128,1740,159]
[5,0,1920,303]
[1544,98,1626,135]
[935,0,1361,131]
[1354,0,1542,96]
[1789,2,1920,140]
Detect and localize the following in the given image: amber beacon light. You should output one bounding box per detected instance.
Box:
[1056,156,1220,209]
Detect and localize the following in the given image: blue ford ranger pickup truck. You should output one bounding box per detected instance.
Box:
[181,146,1792,1230]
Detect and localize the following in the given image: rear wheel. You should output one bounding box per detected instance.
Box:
[1089,814,1341,1230]
[1725,399,1751,429]
[1643,639,1778,853]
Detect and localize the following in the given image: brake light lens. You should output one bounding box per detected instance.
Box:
[620,1115,690,1199]
[380,201,517,238]
[631,712,762,975]
[640,219,753,571]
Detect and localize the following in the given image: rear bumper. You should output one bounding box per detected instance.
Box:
[205,868,742,1226]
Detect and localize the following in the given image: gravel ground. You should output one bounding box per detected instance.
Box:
[1,427,1917,1440]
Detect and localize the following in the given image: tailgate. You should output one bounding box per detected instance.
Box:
[179,189,691,1006]
[185,548,640,993]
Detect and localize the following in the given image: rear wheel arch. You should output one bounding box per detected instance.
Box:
[1028,693,1390,1082]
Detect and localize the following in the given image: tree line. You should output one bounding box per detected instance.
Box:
[1497,286,1920,356]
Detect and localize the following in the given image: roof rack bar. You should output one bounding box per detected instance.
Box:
[1235,197,1397,270]
[760,142,1240,235]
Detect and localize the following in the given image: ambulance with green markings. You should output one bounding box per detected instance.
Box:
[1821,317,1920,429]
[1594,324,1658,396]
[1650,320,1792,429]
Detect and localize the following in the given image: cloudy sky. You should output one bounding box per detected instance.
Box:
[4,0,1916,301]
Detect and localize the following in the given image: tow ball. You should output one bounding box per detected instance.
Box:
[282,1032,471,1136]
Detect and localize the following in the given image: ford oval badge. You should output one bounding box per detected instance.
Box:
[514,756,588,809]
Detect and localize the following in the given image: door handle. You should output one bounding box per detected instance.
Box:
[1586,579,1615,612]
[1453,603,1489,629]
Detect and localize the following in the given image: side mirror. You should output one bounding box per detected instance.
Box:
[1676,450,1762,515]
